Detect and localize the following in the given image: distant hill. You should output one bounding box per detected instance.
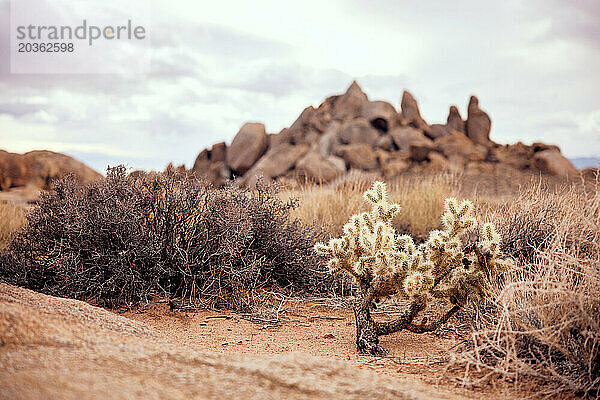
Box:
[570,157,600,169]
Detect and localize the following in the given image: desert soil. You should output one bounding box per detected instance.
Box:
[1,283,547,399]
[124,298,532,399]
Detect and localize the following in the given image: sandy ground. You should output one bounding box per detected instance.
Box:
[123,299,533,399]
[0,283,553,399]
[0,283,462,400]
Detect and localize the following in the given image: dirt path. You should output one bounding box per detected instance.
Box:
[123,299,522,399]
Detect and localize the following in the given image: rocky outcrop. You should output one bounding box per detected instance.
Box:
[401,91,431,136]
[360,101,398,133]
[0,149,101,191]
[339,144,378,170]
[532,149,578,177]
[389,127,434,162]
[0,150,28,190]
[434,131,487,162]
[330,81,369,121]
[226,123,268,175]
[338,118,379,146]
[192,142,231,187]
[244,143,309,187]
[429,124,450,140]
[446,106,465,133]
[191,82,579,186]
[466,96,491,146]
[296,152,345,183]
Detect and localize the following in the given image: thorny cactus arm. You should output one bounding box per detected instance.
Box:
[315,181,513,355]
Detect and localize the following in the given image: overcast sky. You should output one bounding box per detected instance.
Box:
[0,0,599,172]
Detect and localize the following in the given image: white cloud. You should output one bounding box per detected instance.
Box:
[0,0,598,172]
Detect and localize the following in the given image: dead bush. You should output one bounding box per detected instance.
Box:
[452,182,600,397]
[0,166,338,310]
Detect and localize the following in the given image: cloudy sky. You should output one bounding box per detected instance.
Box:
[0,0,599,172]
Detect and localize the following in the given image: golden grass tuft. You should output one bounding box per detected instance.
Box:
[0,201,26,250]
[285,172,463,240]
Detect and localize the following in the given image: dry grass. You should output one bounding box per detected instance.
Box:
[452,176,600,397]
[0,201,26,250]
[285,171,463,240]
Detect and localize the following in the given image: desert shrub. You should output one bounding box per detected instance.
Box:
[0,166,335,310]
[453,183,600,397]
[0,201,26,250]
[314,181,512,355]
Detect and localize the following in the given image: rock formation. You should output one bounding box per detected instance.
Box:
[446,105,465,133]
[0,150,101,192]
[466,96,491,146]
[225,122,268,175]
[191,82,579,187]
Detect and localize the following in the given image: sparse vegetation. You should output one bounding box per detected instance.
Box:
[288,172,460,240]
[314,181,512,355]
[0,202,25,250]
[453,180,600,397]
[1,165,598,397]
[0,166,336,310]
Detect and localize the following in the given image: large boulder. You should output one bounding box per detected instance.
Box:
[339,144,379,170]
[331,81,369,121]
[193,142,227,168]
[244,143,309,186]
[22,151,101,189]
[226,122,269,175]
[400,91,431,136]
[532,142,561,153]
[360,101,398,133]
[466,96,491,146]
[532,149,578,177]
[426,152,451,172]
[192,150,231,188]
[289,105,331,134]
[338,118,379,146]
[429,124,451,140]
[209,142,227,162]
[201,161,230,188]
[0,150,101,191]
[389,126,434,162]
[296,151,346,183]
[375,135,395,151]
[0,150,28,190]
[192,142,233,187]
[446,105,465,133]
[434,131,487,162]
[192,149,210,171]
[317,121,342,157]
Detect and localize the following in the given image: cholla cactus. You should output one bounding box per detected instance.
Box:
[315,181,512,355]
